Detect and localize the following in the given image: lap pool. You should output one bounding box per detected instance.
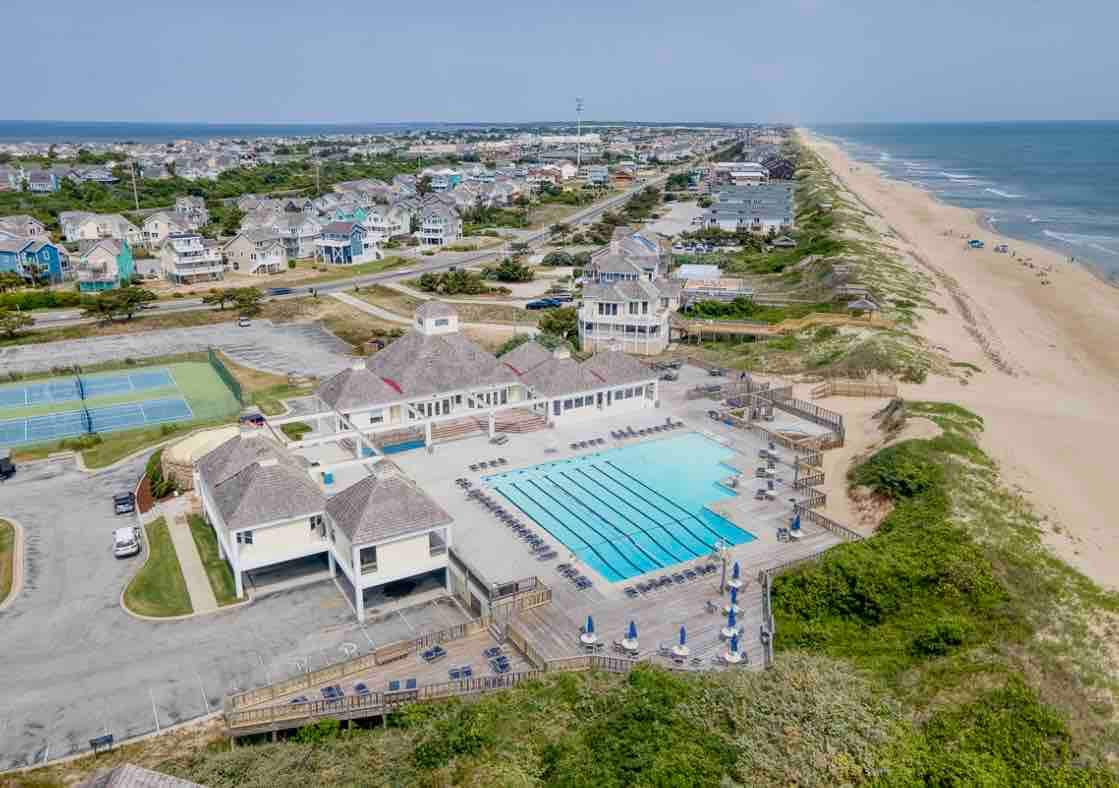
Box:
[484,432,754,582]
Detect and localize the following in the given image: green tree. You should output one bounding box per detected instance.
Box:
[112,287,158,320]
[0,307,33,339]
[81,291,120,324]
[232,287,264,316]
[542,251,574,267]
[201,289,235,310]
[417,176,433,195]
[0,272,25,293]
[492,258,534,283]
[538,306,578,340]
[220,206,245,237]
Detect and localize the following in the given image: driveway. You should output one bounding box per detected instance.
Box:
[0,320,353,378]
[0,456,404,770]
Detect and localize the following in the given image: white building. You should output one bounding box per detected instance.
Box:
[160,232,225,284]
[222,229,288,275]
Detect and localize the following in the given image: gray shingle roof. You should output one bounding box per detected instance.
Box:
[415,300,457,320]
[364,330,517,399]
[317,366,404,411]
[499,340,552,375]
[197,434,323,530]
[326,472,451,546]
[77,763,203,788]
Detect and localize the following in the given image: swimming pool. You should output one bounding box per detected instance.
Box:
[485,433,755,582]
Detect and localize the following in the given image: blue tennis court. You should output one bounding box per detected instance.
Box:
[0,369,176,410]
[0,397,193,446]
[485,433,755,583]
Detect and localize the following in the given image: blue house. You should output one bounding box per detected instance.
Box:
[0,238,68,283]
[314,221,369,265]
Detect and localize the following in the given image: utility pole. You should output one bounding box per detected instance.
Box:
[575,97,584,171]
[129,159,140,211]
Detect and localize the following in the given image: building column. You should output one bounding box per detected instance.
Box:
[424,420,433,446]
[488,412,496,438]
[232,539,244,598]
[328,548,336,578]
[353,545,365,623]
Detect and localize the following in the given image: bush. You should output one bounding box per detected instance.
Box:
[287,260,296,269]
[814,325,839,342]
[145,447,178,498]
[172,292,184,299]
[60,433,103,450]
[293,719,342,745]
[542,251,574,267]
[910,618,968,656]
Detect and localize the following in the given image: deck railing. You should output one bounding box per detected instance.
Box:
[792,502,863,542]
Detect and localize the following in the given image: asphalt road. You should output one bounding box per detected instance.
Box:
[30,175,668,330]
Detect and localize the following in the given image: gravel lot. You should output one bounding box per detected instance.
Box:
[0,321,353,379]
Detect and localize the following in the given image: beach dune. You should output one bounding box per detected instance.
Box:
[801,130,1119,589]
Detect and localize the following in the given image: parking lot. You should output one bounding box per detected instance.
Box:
[0,454,466,770]
[0,320,353,379]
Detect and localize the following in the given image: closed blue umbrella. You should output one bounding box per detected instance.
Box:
[792,513,801,531]
[586,615,595,635]
[732,561,741,580]
[727,607,737,629]
[730,586,738,606]
[730,633,739,654]
[679,625,687,646]
[627,620,637,640]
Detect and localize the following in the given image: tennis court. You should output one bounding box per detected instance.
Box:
[0,369,176,410]
[0,397,194,446]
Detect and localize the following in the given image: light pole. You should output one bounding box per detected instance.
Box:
[713,539,728,595]
[575,97,584,171]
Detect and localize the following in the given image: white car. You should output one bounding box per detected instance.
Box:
[113,526,142,558]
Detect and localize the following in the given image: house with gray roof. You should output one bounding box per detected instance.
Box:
[77,763,202,788]
[193,425,457,613]
[222,229,287,275]
[325,466,452,622]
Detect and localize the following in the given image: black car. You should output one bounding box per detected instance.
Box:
[526,298,561,310]
[113,491,136,515]
[266,287,294,296]
[0,448,13,480]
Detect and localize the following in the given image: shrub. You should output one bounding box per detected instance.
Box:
[293,718,342,745]
[910,617,969,656]
[814,325,839,342]
[145,447,178,498]
[287,260,296,269]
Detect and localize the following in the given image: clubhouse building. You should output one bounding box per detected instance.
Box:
[193,301,659,619]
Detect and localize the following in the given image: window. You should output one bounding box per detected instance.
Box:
[236,530,254,545]
[369,411,384,425]
[360,545,378,572]
[310,514,324,534]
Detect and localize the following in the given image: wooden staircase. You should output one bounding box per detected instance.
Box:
[431,415,486,444]
[495,408,548,434]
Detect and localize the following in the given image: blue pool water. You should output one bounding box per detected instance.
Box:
[382,439,426,455]
[485,433,754,583]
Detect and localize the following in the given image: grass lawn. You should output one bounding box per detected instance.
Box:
[280,421,312,440]
[188,514,238,607]
[214,352,315,416]
[123,517,193,618]
[0,519,14,604]
[356,285,539,326]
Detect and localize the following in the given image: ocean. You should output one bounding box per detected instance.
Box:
[812,122,1119,281]
[0,120,469,143]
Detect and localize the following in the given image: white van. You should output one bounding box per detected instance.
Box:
[113,526,142,558]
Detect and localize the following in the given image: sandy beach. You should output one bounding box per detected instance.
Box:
[800,130,1119,588]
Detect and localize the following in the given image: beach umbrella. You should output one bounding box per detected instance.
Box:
[792,513,801,531]
[679,625,687,646]
[730,633,739,654]
[727,607,737,629]
[732,561,741,581]
[730,586,738,606]
[627,620,638,640]
[586,615,595,635]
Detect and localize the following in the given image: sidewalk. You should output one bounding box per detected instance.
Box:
[160,497,218,615]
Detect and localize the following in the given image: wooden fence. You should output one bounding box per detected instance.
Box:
[227,582,550,711]
[793,502,864,542]
[810,379,898,399]
[793,471,825,490]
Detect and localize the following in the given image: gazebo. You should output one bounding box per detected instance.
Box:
[847,297,879,317]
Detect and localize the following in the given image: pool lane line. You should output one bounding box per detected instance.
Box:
[524,476,660,576]
[513,479,642,578]
[575,464,716,558]
[557,469,690,564]
[602,460,739,546]
[504,480,626,576]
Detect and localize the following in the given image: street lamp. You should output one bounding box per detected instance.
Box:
[712,539,728,595]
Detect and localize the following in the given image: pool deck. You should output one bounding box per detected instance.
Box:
[227,366,849,730]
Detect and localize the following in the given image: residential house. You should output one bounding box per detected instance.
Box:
[0,238,68,283]
[585,228,664,282]
[174,196,210,229]
[25,170,59,193]
[315,221,381,265]
[418,203,462,246]
[584,165,610,186]
[142,211,190,250]
[76,238,134,291]
[270,213,322,260]
[60,212,142,246]
[160,232,225,284]
[222,229,288,275]
[0,166,16,191]
[0,214,46,239]
[704,183,794,234]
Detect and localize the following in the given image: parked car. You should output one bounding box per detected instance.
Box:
[239,411,265,427]
[708,367,727,377]
[660,370,679,381]
[526,298,561,310]
[267,287,294,296]
[237,316,251,327]
[548,292,575,302]
[113,491,136,515]
[0,448,14,480]
[113,526,142,558]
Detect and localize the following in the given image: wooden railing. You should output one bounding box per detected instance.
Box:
[793,471,825,490]
[811,379,898,399]
[227,582,550,711]
[793,502,863,542]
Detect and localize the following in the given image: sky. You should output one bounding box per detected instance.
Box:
[6,0,1119,124]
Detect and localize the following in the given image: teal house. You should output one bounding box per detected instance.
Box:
[333,206,368,223]
[77,238,135,292]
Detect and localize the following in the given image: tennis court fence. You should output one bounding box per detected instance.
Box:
[208,347,244,406]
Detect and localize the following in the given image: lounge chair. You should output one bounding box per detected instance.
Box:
[460,665,473,679]
[537,550,558,561]
[556,563,572,572]
[575,577,593,590]
[449,667,461,680]
[570,443,579,450]
[483,646,503,658]
[469,464,479,472]
[672,573,686,585]
[497,458,507,465]
[684,569,698,581]
[657,575,672,587]
[355,682,370,697]
[624,586,639,599]
[290,695,308,704]
[387,679,401,692]
[405,678,417,690]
